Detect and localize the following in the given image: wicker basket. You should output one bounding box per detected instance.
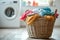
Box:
[26,17,55,39]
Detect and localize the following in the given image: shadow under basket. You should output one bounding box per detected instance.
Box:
[26,18,55,39]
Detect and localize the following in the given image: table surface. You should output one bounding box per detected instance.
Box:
[0,27,60,40]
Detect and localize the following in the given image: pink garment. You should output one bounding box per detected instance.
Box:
[55,9,59,18]
[20,10,33,21]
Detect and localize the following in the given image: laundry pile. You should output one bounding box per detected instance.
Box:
[20,7,59,25]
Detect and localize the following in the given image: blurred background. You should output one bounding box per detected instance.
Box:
[0,0,60,28]
[0,0,60,40]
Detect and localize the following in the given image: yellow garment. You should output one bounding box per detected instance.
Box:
[44,15,55,21]
[26,14,40,25]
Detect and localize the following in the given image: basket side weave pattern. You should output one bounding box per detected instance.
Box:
[26,18,55,38]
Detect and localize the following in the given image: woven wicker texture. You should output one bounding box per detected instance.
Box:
[26,17,55,38]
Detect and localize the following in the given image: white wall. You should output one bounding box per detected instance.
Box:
[54,0,60,26]
[20,0,60,26]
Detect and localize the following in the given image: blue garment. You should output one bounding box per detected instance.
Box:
[33,7,54,16]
